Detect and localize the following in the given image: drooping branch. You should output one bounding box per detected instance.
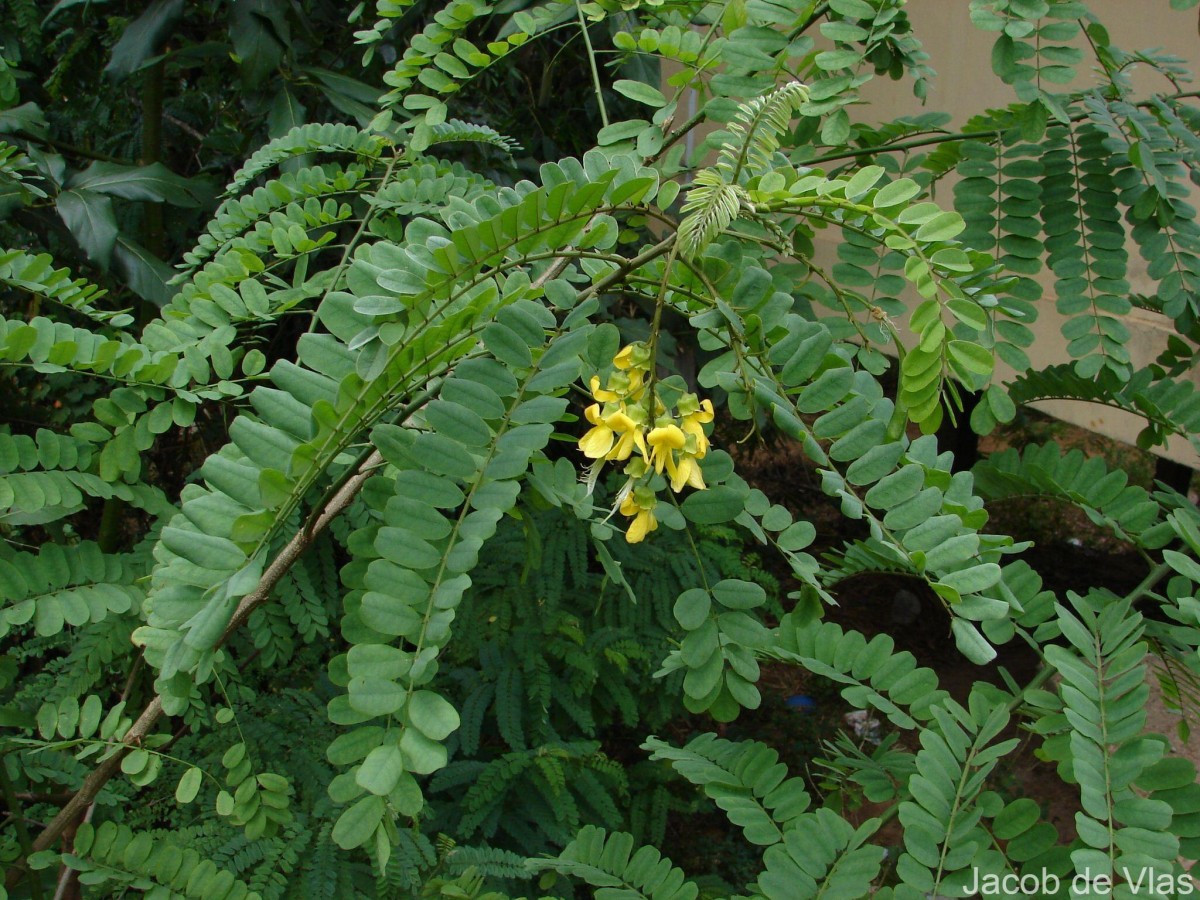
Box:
[219,450,383,641]
[6,451,385,887]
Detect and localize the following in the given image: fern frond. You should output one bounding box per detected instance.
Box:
[60,820,264,899]
[678,83,808,258]
[771,613,948,728]
[894,691,1018,897]
[969,0,1083,99]
[678,171,744,259]
[817,732,917,805]
[643,734,809,846]
[29,613,137,704]
[179,165,367,273]
[818,537,915,585]
[1040,123,1132,378]
[0,540,142,639]
[715,81,810,183]
[1085,94,1200,327]
[0,139,44,194]
[534,825,700,900]
[972,441,1171,548]
[752,808,882,900]
[1002,363,1200,450]
[1045,592,1179,885]
[224,123,388,198]
[429,119,521,153]
[0,248,119,325]
[135,157,657,721]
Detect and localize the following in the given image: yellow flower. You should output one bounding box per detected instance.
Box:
[591,369,647,403]
[619,491,658,543]
[580,405,646,462]
[624,367,647,401]
[613,344,638,370]
[580,405,616,458]
[680,398,714,459]
[669,453,706,493]
[577,344,714,515]
[590,375,621,403]
[608,410,647,462]
[647,424,686,475]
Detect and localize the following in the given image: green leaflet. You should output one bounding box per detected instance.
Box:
[533,825,700,900]
[973,441,1172,549]
[0,248,122,325]
[51,820,263,899]
[137,153,657,701]
[1045,593,1180,885]
[223,122,387,198]
[1040,124,1132,378]
[894,692,1018,897]
[772,614,948,728]
[643,734,810,846]
[328,322,586,846]
[9,3,1200,896]
[0,540,142,638]
[754,809,882,900]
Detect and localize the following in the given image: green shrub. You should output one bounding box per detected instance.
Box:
[5,1,1200,898]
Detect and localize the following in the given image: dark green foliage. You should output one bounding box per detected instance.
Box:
[1040,124,1132,377]
[428,508,776,853]
[6,2,1200,899]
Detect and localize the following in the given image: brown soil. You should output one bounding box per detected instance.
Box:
[659,408,1200,890]
[717,412,1170,859]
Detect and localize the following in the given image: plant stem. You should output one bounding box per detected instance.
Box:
[5,449,383,887]
[642,240,679,406]
[301,379,442,539]
[646,107,707,165]
[1126,559,1174,606]
[13,132,127,164]
[307,152,401,333]
[801,89,1200,168]
[576,234,677,304]
[576,0,609,129]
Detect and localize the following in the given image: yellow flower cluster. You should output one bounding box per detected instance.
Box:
[580,343,714,543]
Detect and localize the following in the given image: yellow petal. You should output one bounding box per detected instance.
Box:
[669,455,690,493]
[580,425,614,459]
[626,368,646,397]
[620,494,639,516]
[590,375,620,402]
[665,448,682,490]
[610,429,637,461]
[626,509,657,543]
[648,425,685,474]
[684,428,710,459]
[647,424,686,450]
[607,410,637,433]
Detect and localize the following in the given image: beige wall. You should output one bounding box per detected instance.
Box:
[859,2,1196,123]
[669,2,1200,464]
[849,1,1200,465]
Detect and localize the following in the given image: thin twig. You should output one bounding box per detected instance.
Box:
[801,89,1200,168]
[6,450,384,888]
[576,0,609,129]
